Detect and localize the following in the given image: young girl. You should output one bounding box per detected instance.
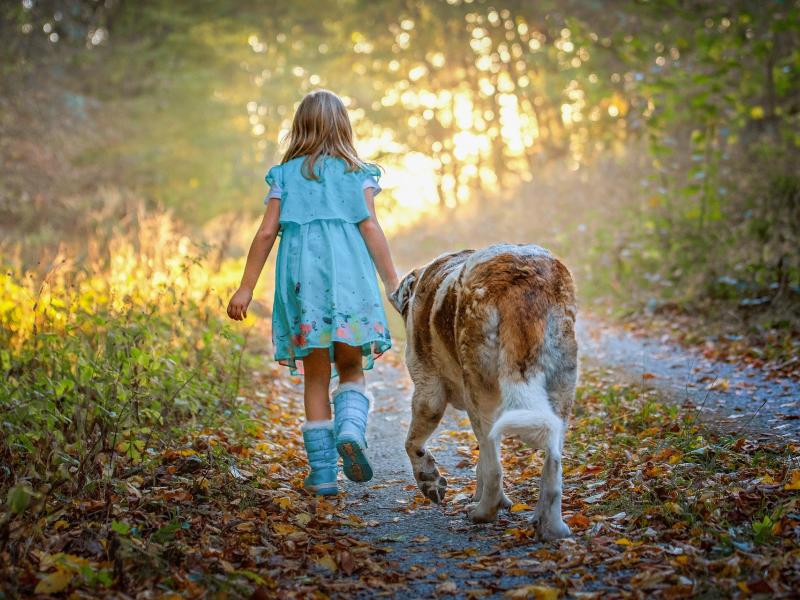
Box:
[226,89,399,496]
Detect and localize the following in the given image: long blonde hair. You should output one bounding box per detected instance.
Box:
[281,89,366,180]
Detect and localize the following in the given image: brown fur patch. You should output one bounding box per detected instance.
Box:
[458,251,575,382]
[412,250,473,360]
[432,284,460,364]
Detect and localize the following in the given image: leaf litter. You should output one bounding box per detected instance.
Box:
[1,357,798,598]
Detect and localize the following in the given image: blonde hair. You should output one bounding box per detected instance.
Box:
[281,89,366,180]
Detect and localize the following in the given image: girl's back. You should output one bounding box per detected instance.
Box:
[267,155,381,226]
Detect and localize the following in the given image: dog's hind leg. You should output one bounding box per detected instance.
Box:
[467,425,504,523]
[532,431,570,540]
[467,409,485,504]
[405,378,448,503]
[466,407,512,508]
[533,363,576,540]
[465,407,486,504]
[463,379,506,523]
[489,372,571,538]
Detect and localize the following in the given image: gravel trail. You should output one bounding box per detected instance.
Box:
[577,317,800,441]
[330,317,799,598]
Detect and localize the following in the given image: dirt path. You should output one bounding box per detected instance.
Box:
[320,320,800,598]
[336,360,592,598]
[577,317,800,441]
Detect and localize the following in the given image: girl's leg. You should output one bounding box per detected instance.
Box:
[332,343,373,482]
[333,342,365,386]
[299,348,337,495]
[302,348,332,421]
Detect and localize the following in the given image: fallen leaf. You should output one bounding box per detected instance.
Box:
[505,584,559,599]
[706,378,729,392]
[784,470,800,491]
[437,581,458,594]
[220,559,235,573]
[315,553,337,572]
[510,503,531,513]
[293,512,312,527]
[272,523,297,536]
[53,519,69,531]
[615,537,634,546]
[567,513,590,529]
[35,569,72,595]
[339,550,355,575]
[737,582,749,594]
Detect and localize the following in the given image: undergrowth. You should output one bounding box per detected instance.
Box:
[0,206,250,555]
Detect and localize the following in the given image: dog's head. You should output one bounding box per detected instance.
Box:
[389,269,418,318]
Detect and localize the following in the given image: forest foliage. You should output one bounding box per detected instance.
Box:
[2,0,798,313]
[1,1,799,596]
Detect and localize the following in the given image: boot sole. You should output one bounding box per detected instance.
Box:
[304,483,338,496]
[337,440,373,482]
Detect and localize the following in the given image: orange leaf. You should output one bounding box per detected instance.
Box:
[784,470,800,491]
[567,513,590,529]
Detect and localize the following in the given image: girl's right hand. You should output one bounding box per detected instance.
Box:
[227,287,253,321]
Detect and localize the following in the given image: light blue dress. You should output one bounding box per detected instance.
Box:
[265,155,392,376]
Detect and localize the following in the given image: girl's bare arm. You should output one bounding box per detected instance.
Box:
[227,199,281,321]
[358,188,400,295]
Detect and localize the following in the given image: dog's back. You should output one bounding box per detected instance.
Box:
[455,245,577,439]
[407,244,577,415]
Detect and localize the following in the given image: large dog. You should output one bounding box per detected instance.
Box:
[390,244,577,540]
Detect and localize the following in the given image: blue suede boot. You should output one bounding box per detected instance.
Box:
[333,383,373,482]
[301,421,338,495]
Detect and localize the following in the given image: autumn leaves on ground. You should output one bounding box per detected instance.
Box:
[1,213,799,598]
[2,1,800,597]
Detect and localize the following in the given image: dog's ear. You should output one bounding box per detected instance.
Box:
[389,270,417,317]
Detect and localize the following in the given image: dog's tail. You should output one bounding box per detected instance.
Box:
[488,373,563,451]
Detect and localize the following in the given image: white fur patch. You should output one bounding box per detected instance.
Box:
[332,381,374,413]
[301,419,334,431]
[490,373,563,450]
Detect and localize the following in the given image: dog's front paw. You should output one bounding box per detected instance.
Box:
[536,517,571,541]
[418,472,448,503]
[412,450,447,503]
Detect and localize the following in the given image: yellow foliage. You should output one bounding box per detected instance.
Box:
[505,584,560,599]
[1,207,242,351]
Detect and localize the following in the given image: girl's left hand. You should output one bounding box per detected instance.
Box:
[227,287,253,321]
